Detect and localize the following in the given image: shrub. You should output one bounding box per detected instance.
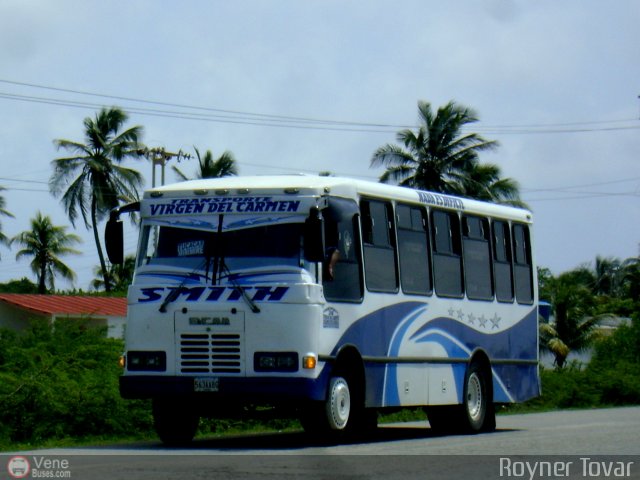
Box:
[0,318,152,448]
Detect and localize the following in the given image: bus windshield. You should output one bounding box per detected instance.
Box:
[139,221,304,273]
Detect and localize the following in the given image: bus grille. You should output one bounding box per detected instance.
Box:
[179,333,243,374]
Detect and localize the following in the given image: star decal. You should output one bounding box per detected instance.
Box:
[467,313,476,325]
[478,315,488,328]
[490,313,501,330]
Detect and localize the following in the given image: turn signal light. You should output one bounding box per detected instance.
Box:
[303,355,317,370]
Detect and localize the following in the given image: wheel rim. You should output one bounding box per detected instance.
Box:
[466,371,483,423]
[327,377,351,430]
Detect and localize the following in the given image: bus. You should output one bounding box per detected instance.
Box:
[105,174,539,444]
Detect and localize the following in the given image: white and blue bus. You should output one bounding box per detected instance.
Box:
[106,175,539,444]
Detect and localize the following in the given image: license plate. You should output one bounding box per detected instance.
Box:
[194,377,219,392]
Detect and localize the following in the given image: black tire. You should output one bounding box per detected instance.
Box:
[426,361,495,434]
[325,376,352,430]
[425,405,460,433]
[462,361,488,432]
[301,371,374,440]
[152,397,199,446]
[301,375,352,437]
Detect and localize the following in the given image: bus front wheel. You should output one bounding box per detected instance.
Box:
[301,375,352,436]
[326,376,351,430]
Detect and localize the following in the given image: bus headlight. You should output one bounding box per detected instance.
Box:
[127,351,167,371]
[254,352,299,372]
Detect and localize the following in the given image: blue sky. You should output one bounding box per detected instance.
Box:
[0,0,639,290]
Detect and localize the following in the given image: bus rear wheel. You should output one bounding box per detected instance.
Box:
[426,361,495,434]
[152,397,199,446]
[463,362,488,432]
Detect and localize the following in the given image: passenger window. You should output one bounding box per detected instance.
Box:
[512,223,534,304]
[462,216,493,301]
[323,198,363,302]
[397,204,432,296]
[361,199,398,293]
[431,210,463,297]
[492,221,514,302]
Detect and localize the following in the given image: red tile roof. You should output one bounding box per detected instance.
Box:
[0,294,127,317]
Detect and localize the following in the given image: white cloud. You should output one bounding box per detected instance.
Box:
[0,0,638,288]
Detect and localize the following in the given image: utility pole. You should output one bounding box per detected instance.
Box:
[137,147,192,187]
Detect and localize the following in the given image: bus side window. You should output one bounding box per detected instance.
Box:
[431,209,464,297]
[512,223,534,304]
[462,215,493,301]
[323,198,364,303]
[360,199,398,293]
[397,204,432,296]
[492,220,514,302]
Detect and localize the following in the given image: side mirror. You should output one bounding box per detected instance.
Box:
[105,218,124,265]
[304,208,325,262]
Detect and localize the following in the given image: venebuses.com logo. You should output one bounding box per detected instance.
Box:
[7,456,30,479]
[6,455,72,478]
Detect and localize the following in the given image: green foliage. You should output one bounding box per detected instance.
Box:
[50,106,144,293]
[538,364,600,409]
[588,313,640,404]
[92,255,136,293]
[522,314,640,412]
[538,254,640,369]
[0,318,152,449]
[0,278,39,293]
[11,212,82,294]
[172,147,238,181]
[370,100,526,207]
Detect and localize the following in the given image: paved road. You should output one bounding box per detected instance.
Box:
[4,407,640,479]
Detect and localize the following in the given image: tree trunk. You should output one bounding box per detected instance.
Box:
[38,263,47,294]
[91,197,111,293]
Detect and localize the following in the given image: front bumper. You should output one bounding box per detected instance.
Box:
[120,373,329,403]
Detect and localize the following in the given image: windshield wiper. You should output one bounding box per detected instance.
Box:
[220,260,261,314]
[160,217,220,313]
[158,260,211,313]
[214,214,260,313]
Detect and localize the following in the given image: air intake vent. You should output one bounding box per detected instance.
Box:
[179,333,243,374]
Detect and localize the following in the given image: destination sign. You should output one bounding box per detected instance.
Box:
[145,196,302,216]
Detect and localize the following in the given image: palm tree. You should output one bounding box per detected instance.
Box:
[0,186,14,251]
[539,271,604,368]
[459,163,528,208]
[371,100,499,193]
[49,107,144,292]
[91,255,136,293]
[11,212,82,294]
[593,255,622,296]
[172,147,238,181]
[620,256,640,300]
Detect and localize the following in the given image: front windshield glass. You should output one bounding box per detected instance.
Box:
[139,222,303,272]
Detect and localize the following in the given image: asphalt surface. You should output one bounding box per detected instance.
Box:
[4,407,639,479]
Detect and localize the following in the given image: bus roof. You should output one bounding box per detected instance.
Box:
[147,174,532,223]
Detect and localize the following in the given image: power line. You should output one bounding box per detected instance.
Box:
[1,78,638,135]
[525,192,639,202]
[0,91,402,134]
[522,176,640,194]
[0,79,409,129]
[0,176,49,185]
